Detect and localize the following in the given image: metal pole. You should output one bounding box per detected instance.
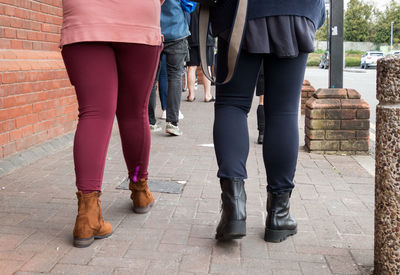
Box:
[390,21,394,50]
[326,9,329,52]
[329,0,344,88]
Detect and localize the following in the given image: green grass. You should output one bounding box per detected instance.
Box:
[346,49,364,55]
[345,56,361,67]
[306,52,362,67]
[307,53,322,67]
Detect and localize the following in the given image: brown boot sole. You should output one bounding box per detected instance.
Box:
[133,202,154,214]
[73,232,112,248]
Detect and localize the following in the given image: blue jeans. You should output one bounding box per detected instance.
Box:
[213,38,308,194]
[159,54,168,111]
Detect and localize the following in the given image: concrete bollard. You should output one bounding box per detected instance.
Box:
[375,55,400,274]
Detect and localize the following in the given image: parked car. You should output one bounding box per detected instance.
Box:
[319,51,329,69]
[360,51,384,69]
[387,50,400,56]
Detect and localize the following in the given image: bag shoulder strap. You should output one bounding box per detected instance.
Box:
[198,0,248,84]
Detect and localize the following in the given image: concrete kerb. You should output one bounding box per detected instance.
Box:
[0,132,75,177]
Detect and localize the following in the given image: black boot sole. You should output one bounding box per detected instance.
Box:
[215,220,246,241]
[264,228,297,243]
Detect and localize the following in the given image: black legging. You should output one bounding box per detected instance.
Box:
[213,38,308,194]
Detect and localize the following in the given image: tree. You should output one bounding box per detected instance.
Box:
[372,0,400,44]
[316,14,328,41]
[344,0,373,42]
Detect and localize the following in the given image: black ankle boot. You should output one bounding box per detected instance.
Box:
[215,178,247,240]
[257,105,265,144]
[257,132,264,145]
[264,192,297,243]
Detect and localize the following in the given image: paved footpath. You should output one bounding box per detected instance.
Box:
[0,88,374,275]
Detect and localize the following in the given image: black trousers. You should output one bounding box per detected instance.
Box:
[213,38,308,194]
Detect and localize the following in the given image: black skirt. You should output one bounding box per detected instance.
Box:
[220,15,317,58]
[187,46,215,67]
[243,16,316,58]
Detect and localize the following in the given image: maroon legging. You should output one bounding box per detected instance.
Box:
[62,42,161,192]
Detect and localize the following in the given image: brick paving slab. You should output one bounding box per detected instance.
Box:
[0,86,375,274]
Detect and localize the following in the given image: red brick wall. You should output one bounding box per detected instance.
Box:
[0,0,77,158]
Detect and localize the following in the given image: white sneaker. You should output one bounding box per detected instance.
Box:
[166,122,182,136]
[150,123,162,132]
[161,110,183,120]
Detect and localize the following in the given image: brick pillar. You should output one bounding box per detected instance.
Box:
[304,88,370,155]
[374,55,400,274]
[0,1,78,158]
[301,80,316,115]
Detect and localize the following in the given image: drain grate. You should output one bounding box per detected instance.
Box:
[116,178,186,194]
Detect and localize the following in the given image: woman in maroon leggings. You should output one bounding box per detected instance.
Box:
[60,0,163,248]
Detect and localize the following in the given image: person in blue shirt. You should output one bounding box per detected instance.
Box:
[148,0,191,136]
[210,0,326,243]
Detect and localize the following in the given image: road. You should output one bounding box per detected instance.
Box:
[304,67,378,154]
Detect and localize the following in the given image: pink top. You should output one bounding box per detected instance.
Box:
[60,0,163,47]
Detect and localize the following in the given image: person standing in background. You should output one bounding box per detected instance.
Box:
[153,54,185,126]
[186,5,216,102]
[60,0,163,248]
[148,0,190,136]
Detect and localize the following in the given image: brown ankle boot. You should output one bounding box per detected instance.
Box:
[129,178,154,214]
[73,191,112,248]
